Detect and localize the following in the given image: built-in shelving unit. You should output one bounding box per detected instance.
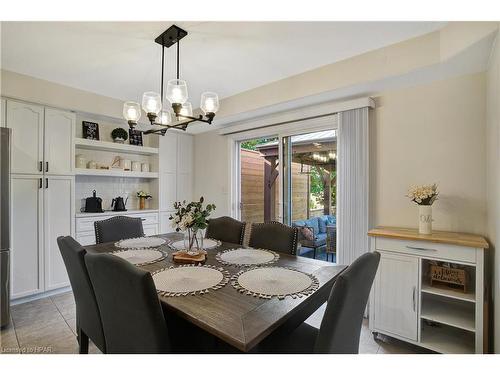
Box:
[74,168,159,179]
[420,323,475,354]
[74,138,158,155]
[421,294,475,332]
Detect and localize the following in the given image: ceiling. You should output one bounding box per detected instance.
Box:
[1,22,447,107]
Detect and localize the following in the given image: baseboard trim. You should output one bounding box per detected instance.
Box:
[10,286,72,306]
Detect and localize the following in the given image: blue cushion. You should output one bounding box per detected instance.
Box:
[305,218,319,236]
[292,220,306,228]
[318,216,329,233]
[327,216,336,226]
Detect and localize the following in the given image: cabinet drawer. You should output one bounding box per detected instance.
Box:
[127,213,159,225]
[76,215,112,232]
[374,237,476,263]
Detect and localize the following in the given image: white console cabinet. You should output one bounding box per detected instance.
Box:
[368,227,489,354]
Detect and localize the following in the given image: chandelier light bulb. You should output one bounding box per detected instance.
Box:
[158,110,172,125]
[166,79,188,104]
[123,101,141,125]
[142,91,162,115]
[179,102,193,118]
[200,92,220,114]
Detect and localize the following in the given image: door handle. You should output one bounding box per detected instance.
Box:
[39,178,42,189]
[45,178,48,189]
[406,245,437,252]
[412,286,417,312]
[45,161,49,173]
[39,161,43,172]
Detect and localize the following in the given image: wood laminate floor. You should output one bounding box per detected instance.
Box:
[0,291,431,354]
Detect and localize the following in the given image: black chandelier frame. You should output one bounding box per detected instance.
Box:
[135,25,216,135]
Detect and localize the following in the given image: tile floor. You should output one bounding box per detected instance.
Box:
[1,291,431,354]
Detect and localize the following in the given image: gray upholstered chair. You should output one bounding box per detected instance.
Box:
[205,216,246,245]
[249,221,299,255]
[258,251,381,354]
[94,216,144,244]
[57,236,106,354]
[84,252,171,354]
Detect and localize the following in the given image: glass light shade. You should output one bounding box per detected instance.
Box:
[141,91,162,115]
[166,79,188,104]
[158,110,172,125]
[178,102,193,118]
[123,101,141,123]
[200,92,219,114]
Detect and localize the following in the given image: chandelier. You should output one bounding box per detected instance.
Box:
[122,25,219,135]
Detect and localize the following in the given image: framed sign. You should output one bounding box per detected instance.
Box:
[129,129,143,146]
[82,121,100,140]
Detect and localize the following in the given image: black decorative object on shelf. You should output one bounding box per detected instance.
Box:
[82,121,99,140]
[129,129,143,146]
[111,128,128,143]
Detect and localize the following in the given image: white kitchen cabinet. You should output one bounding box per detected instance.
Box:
[372,252,419,341]
[1,99,6,127]
[44,176,74,291]
[7,100,44,175]
[177,133,193,174]
[176,172,193,203]
[160,173,176,211]
[159,211,173,233]
[75,211,159,245]
[10,175,44,299]
[159,132,178,173]
[44,108,75,176]
[368,227,488,354]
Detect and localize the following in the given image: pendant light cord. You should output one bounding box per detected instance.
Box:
[177,39,180,80]
[161,44,165,107]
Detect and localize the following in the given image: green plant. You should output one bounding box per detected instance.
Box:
[111,127,128,141]
[169,197,216,232]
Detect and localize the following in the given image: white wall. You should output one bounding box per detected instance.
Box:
[372,72,487,234]
[486,31,500,353]
[193,131,231,216]
[194,72,488,233]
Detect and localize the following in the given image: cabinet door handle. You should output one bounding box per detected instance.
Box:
[39,178,42,189]
[45,178,48,189]
[412,286,417,312]
[39,161,43,172]
[45,161,49,172]
[406,245,437,252]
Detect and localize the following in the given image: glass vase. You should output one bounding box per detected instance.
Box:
[184,228,204,255]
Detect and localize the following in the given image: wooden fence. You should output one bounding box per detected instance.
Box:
[240,149,309,223]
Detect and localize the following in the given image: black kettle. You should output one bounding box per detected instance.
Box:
[111,196,128,212]
[84,190,104,213]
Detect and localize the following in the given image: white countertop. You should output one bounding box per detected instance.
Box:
[75,209,159,218]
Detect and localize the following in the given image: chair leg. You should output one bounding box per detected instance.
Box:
[78,328,89,354]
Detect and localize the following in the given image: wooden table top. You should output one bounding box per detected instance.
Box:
[85,232,346,352]
[368,226,489,249]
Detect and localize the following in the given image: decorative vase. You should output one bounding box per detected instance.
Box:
[418,205,432,234]
[184,228,204,256]
[139,197,146,210]
[113,137,125,144]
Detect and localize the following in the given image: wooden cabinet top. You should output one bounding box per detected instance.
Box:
[368,226,489,249]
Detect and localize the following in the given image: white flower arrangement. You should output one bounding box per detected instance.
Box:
[169,197,216,232]
[407,184,438,206]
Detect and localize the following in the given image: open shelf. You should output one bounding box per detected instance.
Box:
[421,280,476,303]
[75,168,159,179]
[420,321,475,354]
[75,138,159,156]
[421,294,475,332]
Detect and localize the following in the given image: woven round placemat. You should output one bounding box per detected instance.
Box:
[168,238,221,251]
[231,266,319,300]
[216,248,279,267]
[152,265,230,297]
[115,236,166,249]
[111,249,167,266]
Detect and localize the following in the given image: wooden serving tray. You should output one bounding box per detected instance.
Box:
[172,250,207,264]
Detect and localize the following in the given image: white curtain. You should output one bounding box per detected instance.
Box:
[336,107,370,265]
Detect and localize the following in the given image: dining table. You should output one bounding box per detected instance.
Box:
[85,232,346,352]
